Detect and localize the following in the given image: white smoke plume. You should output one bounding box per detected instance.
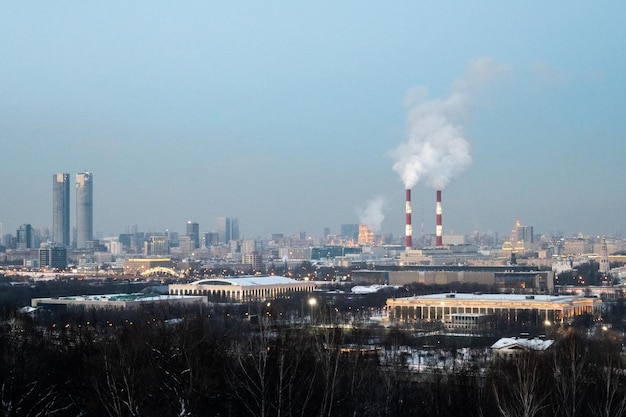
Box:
[390,58,507,190]
[357,196,387,232]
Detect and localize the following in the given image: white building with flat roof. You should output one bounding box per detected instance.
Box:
[386,293,601,324]
[169,275,315,302]
[31,293,207,309]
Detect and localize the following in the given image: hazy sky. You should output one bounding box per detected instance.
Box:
[1,2,625,240]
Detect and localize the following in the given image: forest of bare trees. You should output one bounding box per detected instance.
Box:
[2,301,626,417]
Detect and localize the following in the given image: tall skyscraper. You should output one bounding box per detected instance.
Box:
[231,218,240,241]
[186,221,200,249]
[216,217,240,243]
[216,217,230,243]
[75,172,93,249]
[16,224,33,251]
[52,173,70,246]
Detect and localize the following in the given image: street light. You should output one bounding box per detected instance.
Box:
[308,297,317,323]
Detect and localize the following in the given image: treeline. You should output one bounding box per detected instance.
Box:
[2,307,626,417]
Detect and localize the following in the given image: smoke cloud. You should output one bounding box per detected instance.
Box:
[391,58,507,190]
[357,196,387,232]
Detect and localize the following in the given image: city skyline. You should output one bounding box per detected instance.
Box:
[1,3,625,239]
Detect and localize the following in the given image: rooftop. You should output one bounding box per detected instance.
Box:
[409,293,587,304]
[491,337,554,351]
[193,275,304,287]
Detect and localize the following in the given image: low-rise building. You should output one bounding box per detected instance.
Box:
[386,292,601,324]
[169,275,315,302]
[491,337,554,356]
[31,293,207,310]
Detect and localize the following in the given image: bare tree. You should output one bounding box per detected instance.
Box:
[314,326,342,417]
[225,316,274,417]
[587,356,626,417]
[90,328,153,417]
[551,330,590,417]
[492,352,551,417]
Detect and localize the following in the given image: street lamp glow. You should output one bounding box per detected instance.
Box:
[308,298,317,307]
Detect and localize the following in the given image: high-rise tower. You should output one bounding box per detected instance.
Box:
[216,216,240,243]
[186,221,200,249]
[16,224,33,251]
[52,173,70,246]
[75,172,93,249]
[599,237,610,276]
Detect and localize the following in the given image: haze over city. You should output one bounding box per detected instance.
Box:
[1,3,625,239]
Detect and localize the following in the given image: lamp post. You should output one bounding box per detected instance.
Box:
[308,297,317,324]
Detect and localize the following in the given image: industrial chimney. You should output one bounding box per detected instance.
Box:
[405,189,412,251]
[436,190,443,247]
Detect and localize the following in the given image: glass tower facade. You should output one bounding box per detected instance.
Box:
[75,172,93,249]
[52,173,70,246]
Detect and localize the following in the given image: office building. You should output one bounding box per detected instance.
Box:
[216,216,239,243]
[16,224,33,251]
[52,173,70,246]
[341,224,359,241]
[39,244,68,269]
[144,234,170,257]
[204,232,219,247]
[186,221,200,249]
[75,172,93,249]
[243,251,264,272]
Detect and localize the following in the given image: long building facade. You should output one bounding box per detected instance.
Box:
[386,293,602,324]
[353,265,555,293]
[169,275,315,302]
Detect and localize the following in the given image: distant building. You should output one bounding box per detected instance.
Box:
[341,224,359,241]
[169,275,315,302]
[216,217,239,243]
[443,234,466,245]
[75,172,93,249]
[563,237,593,255]
[386,293,601,324]
[186,221,200,249]
[204,232,219,247]
[177,235,195,258]
[124,258,174,275]
[16,224,33,251]
[52,173,70,246]
[144,234,170,256]
[310,246,362,260]
[243,251,263,272]
[358,224,374,246]
[373,265,554,293]
[31,293,207,310]
[39,244,68,269]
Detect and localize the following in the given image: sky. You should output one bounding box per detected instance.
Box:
[1,2,625,241]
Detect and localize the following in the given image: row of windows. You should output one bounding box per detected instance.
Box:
[170,286,314,300]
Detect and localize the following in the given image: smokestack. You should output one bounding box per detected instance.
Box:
[405,189,412,251]
[436,190,443,247]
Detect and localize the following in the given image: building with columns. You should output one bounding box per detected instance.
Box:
[169,275,315,302]
[386,292,601,324]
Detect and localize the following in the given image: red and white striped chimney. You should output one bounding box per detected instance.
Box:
[436,190,443,247]
[405,189,413,251]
